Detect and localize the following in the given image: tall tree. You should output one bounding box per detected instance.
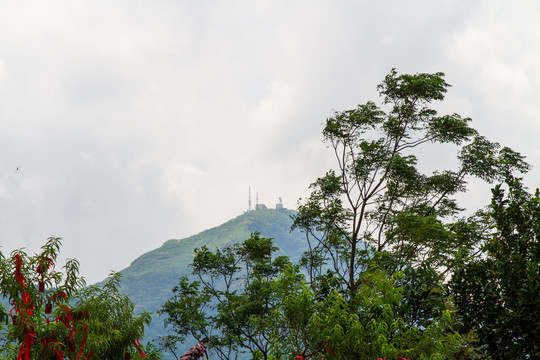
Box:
[292,69,529,293]
[159,233,313,360]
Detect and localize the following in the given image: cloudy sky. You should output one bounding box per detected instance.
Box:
[1,0,539,284]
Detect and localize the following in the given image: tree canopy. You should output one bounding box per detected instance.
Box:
[159,232,311,360]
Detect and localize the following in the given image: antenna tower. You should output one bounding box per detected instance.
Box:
[249,186,251,211]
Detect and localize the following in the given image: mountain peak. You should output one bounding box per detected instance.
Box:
[115,208,306,344]
[118,208,303,307]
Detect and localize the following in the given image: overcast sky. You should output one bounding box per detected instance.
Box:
[1,0,539,284]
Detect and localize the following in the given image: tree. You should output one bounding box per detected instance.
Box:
[451,176,540,358]
[292,69,529,294]
[288,69,530,359]
[159,233,314,360]
[0,237,157,360]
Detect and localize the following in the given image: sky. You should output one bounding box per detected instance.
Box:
[1,0,539,284]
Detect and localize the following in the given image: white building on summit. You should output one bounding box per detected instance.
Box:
[248,187,286,211]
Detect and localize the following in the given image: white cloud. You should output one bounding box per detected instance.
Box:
[0,1,539,283]
[162,159,205,199]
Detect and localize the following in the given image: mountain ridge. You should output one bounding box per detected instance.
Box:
[115,208,308,346]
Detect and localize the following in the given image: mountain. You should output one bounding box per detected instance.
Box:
[116,208,308,346]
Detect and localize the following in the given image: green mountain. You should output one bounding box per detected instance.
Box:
[117,208,308,345]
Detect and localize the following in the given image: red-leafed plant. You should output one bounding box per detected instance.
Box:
[0,237,154,359]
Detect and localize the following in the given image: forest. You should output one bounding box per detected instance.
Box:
[1,70,538,359]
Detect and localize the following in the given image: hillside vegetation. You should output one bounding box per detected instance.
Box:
[117,208,309,343]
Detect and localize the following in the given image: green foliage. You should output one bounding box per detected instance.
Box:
[308,268,467,360]
[159,233,313,360]
[75,272,155,359]
[0,237,157,360]
[451,177,540,358]
[395,264,445,328]
[160,235,472,360]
